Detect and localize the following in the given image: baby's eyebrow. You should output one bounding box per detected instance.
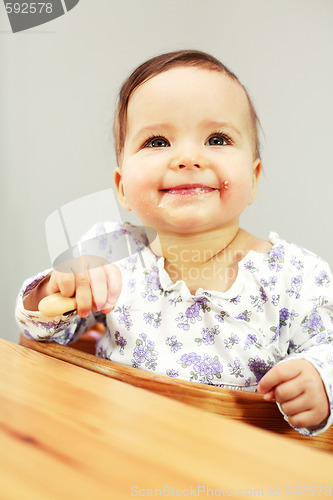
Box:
[131,121,242,143]
[200,120,242,137]
[132,123,174,142]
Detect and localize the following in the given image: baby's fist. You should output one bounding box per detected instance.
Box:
[258,359,329,430]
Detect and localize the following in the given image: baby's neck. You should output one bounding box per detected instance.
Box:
[149,226,271,294]
[152,225,241,266]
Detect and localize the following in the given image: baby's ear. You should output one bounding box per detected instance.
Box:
[249,158,261,205]
[114,167,131,211]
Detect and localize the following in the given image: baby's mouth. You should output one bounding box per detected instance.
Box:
[160,184,219,196]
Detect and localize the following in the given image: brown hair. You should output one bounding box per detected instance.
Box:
[113,50,260,164]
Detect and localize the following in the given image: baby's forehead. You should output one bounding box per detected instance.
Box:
[127,66,253,128]
[133,66,245,98]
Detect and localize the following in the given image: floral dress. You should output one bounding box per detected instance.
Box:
[16,222,333,436]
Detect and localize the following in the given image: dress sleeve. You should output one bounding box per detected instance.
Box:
[15,270,104,345]
[15,221,122,344]
[278,256,333,436]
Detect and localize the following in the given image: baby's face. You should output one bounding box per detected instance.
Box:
[115,67,260,234]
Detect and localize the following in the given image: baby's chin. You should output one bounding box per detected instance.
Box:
[151,212,223,235]
[136,193,224,232]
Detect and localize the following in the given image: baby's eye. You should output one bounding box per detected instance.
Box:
[206,134,231,146]
[144,136,170,148]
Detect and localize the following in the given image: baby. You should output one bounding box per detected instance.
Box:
[17,50,333,436]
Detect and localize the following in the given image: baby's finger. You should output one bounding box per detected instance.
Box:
[273,378,303,404]
[287,409,322,430]
[262,389,275,401]
[280,393,310,418]
[257,362,300,394]
[104,263,122,306]
[75,272,93,318]
[58,273,76,298]
[47,270,75,297]
[88,265,109,312]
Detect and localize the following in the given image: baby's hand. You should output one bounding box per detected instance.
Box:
[257,359,329,430]
[44,256,122,318]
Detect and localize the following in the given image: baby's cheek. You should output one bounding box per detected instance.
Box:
[126,186,158,218]
[226,182,254,212]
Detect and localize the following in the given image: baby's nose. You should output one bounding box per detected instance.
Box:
[170,150,207,170]
[178,161,200,169]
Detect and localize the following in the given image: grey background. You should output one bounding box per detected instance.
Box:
[6,0,65,33]
[1,0,332,342]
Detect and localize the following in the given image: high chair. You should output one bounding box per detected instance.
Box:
[19,327,333,453]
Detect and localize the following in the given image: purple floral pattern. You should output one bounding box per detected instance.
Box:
[228,358,244,378]
[143,311,162,329]
[244,260,258,273]
[175,297,210,330]
[96,345,109,359]
[16,225,333,436]
[132,333,158,370]
[265,245,285,272]
[166,368,179,378]
[214,310,229,323]
[195,326,220,346]
[114,331,127,354]
[114,305,133,330]
[315,270,331,287]
[224,333,240,349]
[235,310,252,322]
[250,287,268,312]
[120,255,139,274]
[142,269,162,302]
[229,295,241,305]
[166,336,183,353]
[244,334,262,350]
[248,356,274,383]
[286,275,303,299]
[301,311,325,338]
[177,352,223,383]
[270,308,291,341]
[291,256,304,270]
[260,276,277,291]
